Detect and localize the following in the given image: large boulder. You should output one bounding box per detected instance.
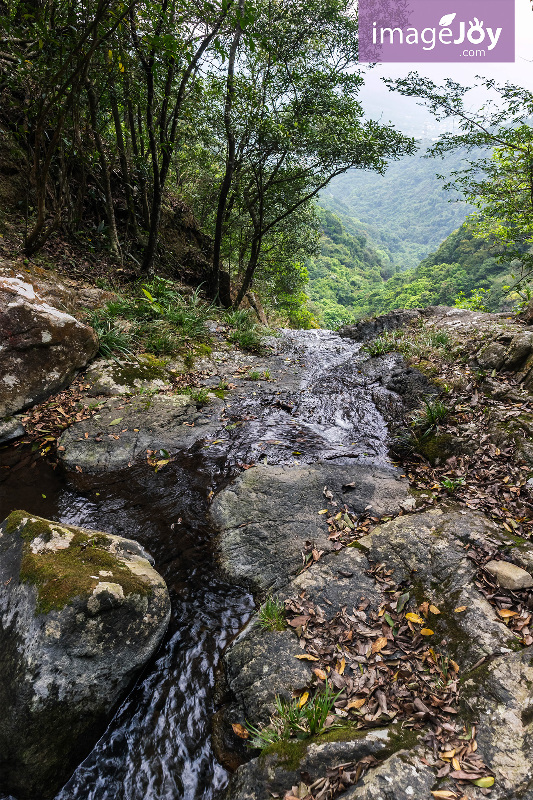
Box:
[0,510,170,800]
[0,276,98,416]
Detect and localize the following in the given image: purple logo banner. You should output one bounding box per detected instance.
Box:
[358,0,515,62]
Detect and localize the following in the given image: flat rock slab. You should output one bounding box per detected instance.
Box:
[485,559,533,590]
[0,511,170,800]
[0,276,98,416]
[212,462,408,594]
[59,393,225,471]
[358,507,519,668]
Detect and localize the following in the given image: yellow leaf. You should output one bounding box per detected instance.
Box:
[318,509,328,515]
[298,692,309,708]
[347,698,366,710]
[337,657,346,675]
[119,62,125,72]
[442,749,456,758]
[452,757,461,771]
[450,659,460,672]
[498,608,519,618]
[108,49,113,60]
[420,628,434,636]
[454,606,467,613]
[429,605,441,614]
[372,636,388,653]
[313,668,327,680]
[231,723,249,739]
[503,522,513,532]
[472,777,495,788]
[295,654,319,661]
[406,613,425,624]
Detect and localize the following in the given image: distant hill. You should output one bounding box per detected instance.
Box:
[307,214,515,327]
[319,142,473,271]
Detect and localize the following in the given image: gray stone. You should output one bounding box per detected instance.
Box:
[485,559,533,590]
[0,415,25,444]
[0,511,170,800]
[502,331,533,371]
[476,341,508,371]
[58,393,224,472]
[0,277,98,416]
[462,647,533,800]
[84,355,174,397]
[355,507,516,668]
[338,751,436,800]
[338,310,421,343]
[224,623,312,725]
[225,729,394,800]
[213,462,408,594]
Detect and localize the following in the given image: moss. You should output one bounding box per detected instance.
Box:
[415,433,456,466]
[213,389,228,400]
[109,355,170,387]
[5,511,151,615]
[195,343,213,357]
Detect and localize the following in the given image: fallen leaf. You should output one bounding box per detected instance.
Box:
[108,418,123,426]
[313,668,327,680]
[452,757,461,771]
[429,605,441,614]
[431,791,457,799]
[420,628,434,636]
[318,509,328,515]
[347,698,366,710]
[454,606,467,613]
[337,657,346,675]
[295,654,319,661]
[498,608,519,618]
[397,592,410,612]
[472,777,495,788]
[405,613,425,624]
[372,636,388,653]
[231,723,249,739]
[298,692,309,708]
[288,616,311,628]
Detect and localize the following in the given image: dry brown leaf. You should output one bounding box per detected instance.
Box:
[498,608,519,618]
[431,792,457,799]
[372,636,388,653]
[231,723,249,739]
[313,668,327,680]
[347,698,366,710]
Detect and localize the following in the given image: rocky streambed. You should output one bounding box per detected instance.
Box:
[2,316,533,800]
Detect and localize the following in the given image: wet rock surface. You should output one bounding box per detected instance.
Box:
[213,462,408,594]
[0,511,170,800]
[0,276,98,416]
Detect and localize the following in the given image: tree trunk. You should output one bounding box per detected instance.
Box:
[86,80,122,260]
[212,0,244,303]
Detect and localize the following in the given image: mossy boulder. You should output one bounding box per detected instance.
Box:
[0,511,170,800]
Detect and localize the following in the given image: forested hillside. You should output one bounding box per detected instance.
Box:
[320,143,473,270]
[307,214,514,326]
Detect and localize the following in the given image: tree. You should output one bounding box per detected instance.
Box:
[385,74,533,302]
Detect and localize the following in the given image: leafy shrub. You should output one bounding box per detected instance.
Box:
[454,288,490,312]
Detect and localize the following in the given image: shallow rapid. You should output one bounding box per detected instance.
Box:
[0,330,391,800]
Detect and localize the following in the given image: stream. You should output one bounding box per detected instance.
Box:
[0,330,391,800]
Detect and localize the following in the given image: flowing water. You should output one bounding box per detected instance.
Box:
[0,330,391,800]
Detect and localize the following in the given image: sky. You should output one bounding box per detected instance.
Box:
[359,0,533,135]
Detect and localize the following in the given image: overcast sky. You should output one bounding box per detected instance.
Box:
[359,0,533,134]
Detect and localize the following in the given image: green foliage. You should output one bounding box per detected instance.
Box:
[440,477,465,494]
[246,682,342,750]
[247,371,261,381]
[257,597,286,631]
[413,398,449,432]
[87,312,135,358]
[189,387,210,405]
[454,288,490,312]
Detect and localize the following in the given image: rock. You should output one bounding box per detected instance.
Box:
[338,310,420,343]
[339,751,436,800]
[485,559,533,590]
[0,415,25,445]
[84,355,174,397]
[476,341,508,371]
[58,393,224,472]
[502,331,533,371]
[0,510,170,800]
[0,276,98,416]
[357,507,516,668]
[223,623,312,725]
[224,728,395,800]
[462,648,533,799]
[212,462,409,594]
